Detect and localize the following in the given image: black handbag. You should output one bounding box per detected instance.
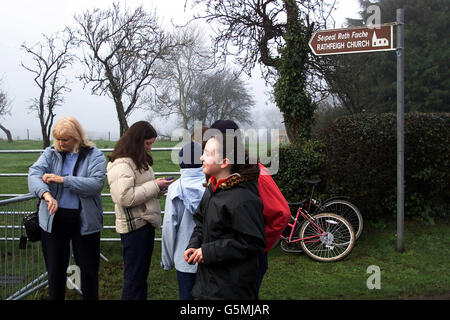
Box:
[23,201,42,243]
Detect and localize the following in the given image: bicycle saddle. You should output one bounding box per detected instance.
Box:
[304,179,321,185]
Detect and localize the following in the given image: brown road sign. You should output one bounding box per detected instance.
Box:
[309,24,394,55]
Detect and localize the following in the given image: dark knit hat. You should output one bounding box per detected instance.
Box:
[210,119,239,134]
[178,142,203,169]
[209,119,250,163]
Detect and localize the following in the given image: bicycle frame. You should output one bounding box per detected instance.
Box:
[280,181,326,244]
[280,206,326,244]
[280,181,357,262]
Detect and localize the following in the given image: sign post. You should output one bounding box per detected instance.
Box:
[396,8,405,253]
[309,10,405,252]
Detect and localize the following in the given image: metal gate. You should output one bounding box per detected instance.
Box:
[0,147,181,299]
[0,194,47,300]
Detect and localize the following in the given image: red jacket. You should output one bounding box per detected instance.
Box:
[258,163,291,252]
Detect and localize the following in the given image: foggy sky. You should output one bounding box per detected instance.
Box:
[0,0,359,141]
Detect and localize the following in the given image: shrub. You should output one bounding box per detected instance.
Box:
[316,112,450,221]
[273,139,326,203]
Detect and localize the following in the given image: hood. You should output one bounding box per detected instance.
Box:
[169,167,206,214]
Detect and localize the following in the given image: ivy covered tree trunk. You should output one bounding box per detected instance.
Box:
[274,17,316,144]
[186,0,329,144]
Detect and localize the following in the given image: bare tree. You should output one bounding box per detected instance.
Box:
[0,81,13,142]
[190,68,255,127]
[21,29,75,148]
[185,0,337,142]
[186,0,335,78]
[150,24,216,129]
[74,2,179,136]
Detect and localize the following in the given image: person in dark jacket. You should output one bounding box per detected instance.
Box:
[184,130,265,300]
[208,120,290,299]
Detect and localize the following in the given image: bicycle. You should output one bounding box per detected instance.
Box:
[288,179,363,240]
[279,180,356,262]
[279,206,355,262]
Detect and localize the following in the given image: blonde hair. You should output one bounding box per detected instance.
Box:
[52,117,95,153]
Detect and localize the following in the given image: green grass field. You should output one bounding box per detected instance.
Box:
[1,139,450,300]
[0,139,179,241]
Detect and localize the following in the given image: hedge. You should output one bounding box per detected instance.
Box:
[274,113,450,222]
[273,139,325,203]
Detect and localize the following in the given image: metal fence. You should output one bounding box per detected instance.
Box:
[0,147,181,241]
[0,147,181,299]
[0,194,47,300]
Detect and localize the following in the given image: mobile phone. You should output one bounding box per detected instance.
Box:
[165,176,174,181]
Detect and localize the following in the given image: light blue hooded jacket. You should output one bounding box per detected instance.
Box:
[28,146,106,235]
[161,167,205,273]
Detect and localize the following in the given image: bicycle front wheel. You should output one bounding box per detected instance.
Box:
[321,199,363,240]
[299,213,355,262]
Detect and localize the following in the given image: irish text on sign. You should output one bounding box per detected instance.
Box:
[308,25,394,56]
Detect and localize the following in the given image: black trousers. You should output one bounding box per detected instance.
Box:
[254,252,268,300]
[120,223,155,300]
[41,208,100,300]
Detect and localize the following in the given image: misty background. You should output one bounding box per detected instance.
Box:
[0,0,359,141]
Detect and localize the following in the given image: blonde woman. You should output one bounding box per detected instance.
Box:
[28,117,106,300]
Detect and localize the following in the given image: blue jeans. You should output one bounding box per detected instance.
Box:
[176,271,196,300]
[120,223,155,300]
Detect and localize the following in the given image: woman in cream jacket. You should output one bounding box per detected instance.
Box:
[107,121,173,300]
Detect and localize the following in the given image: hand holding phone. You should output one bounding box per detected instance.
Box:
[156,177,174,190]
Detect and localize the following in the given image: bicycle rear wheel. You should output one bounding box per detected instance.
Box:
[321,199,363,240]
[299,213,355,262]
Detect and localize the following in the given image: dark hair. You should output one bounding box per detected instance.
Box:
[191,125,209,150]
[210,120,239,134]
[108,121,157,172]
[179,141,203,169]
